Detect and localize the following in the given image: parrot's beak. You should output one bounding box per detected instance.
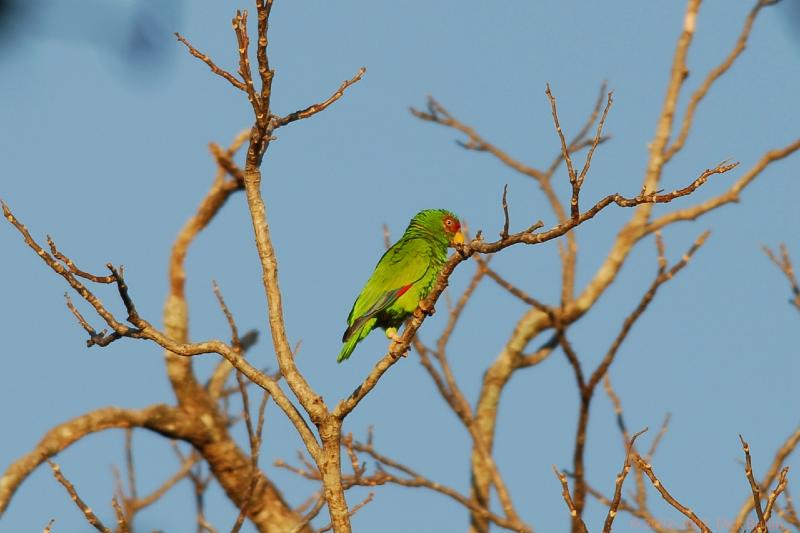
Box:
[452,231,465,245]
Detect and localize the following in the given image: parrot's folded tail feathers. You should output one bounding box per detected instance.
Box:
[338,317,374,363]
[342,315,369,343]
[337,334,360,363]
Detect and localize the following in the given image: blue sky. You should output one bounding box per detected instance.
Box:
[1,1,799,532]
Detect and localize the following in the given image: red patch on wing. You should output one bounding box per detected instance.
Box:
[396,284,413,297]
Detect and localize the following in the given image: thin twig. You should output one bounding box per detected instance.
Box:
[291,494,327,533]
[314,492,374,533]
[646,139,800,234]
[576,90,613,193]
[133,454,200,511]
[635,454,711,533]
[112,497,130,533]
[474,255,550,312]
[553,465,589,533]
[500,184,510,239]
[255,0,274,105]
[232,10,264,121]
[124,429,137,502]
[278,67,366,126]
[411,96,548,181]
[213,281,269,533]
[175,33,246,91]
[763,244,800,311]
[741,435,768,532]
[544,84,579,217]
[352,440,527,532]
[603,428,648,533]
[48,461,111,533]
[757,467,790,533]
[647,413,672,461]
[47,236,115,283]
[775,486,800,530]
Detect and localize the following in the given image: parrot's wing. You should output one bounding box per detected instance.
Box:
[342,284,414,342]
[343,238,430,341]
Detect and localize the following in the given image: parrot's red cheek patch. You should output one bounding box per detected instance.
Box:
[443,215,460,233]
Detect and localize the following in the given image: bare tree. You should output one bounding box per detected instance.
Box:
[1,1,798,532]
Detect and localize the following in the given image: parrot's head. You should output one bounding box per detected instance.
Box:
[412,209,464,247]
[441,212,464,246]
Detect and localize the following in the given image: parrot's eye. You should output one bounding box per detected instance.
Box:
[445,218,453,227]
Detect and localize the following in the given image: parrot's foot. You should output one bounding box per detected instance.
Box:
[386,327,407,356]
[418,300,435,316]
[385,327,401,343]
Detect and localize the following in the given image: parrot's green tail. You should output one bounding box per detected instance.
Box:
[338,317,375,363]
[337,335,361,363]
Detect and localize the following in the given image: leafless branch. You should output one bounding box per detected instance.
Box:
[0,405,193,515]
[646,139,800,234]
[775,486,800,531]
[467,6,797,515]
[126,453,199,514]
[350,439,528,532]
[474,255,550,313]
[278,68,366,126]
[741,435,769,531]
[763,244,800,310]
[315,493,374,533]
[663,0,782,162]
[635,454,711,533]
[111,497,130,533]
[561,230,710,520]
[553,465,589,533]
[731,427,800,532]
[212,281,271,533]
[174,32,247,91]
[759,468,790,532]
[603,428,648,533]
[545,83,613,219]
[48,460,111,533]
[411,97,547,181]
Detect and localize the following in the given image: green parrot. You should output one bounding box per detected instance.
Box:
[338,209,464,362]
